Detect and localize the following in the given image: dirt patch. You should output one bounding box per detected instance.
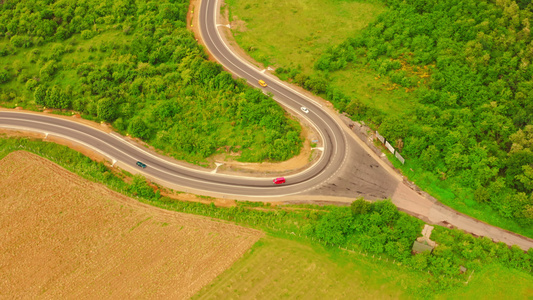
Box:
[160,187,238,208]
[0,151,263,299]
[230,16,248,32]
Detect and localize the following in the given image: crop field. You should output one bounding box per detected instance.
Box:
[0,151,262,299]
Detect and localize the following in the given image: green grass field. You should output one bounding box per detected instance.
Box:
[226,0,416,116]
[193,236,428,299]
[331,64,418,114]
[436,264,533,299]
[226,0,384,72]
[194,236,533,299]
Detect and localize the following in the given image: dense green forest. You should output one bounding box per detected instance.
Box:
[278,0,533,227]
[0,0,302,164]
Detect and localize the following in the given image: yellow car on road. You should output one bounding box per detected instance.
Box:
[258,80,268,87]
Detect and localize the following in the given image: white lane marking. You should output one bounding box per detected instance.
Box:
[0,112,245,179]
[211,162,223,174]
[0,112,323,185]
[2,0,351,194]
[107,129,322,180]
[208,0,349,183]
[261,69,266,74]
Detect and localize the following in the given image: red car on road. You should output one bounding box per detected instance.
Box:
[273,177,286,184]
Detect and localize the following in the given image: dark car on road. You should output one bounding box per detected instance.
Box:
[136,161,147,168]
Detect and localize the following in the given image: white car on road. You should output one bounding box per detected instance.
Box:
[301,107,309,114]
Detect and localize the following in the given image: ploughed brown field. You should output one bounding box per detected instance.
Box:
[0,151,262,299]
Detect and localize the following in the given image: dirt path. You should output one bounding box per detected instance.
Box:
[391,183,533,250]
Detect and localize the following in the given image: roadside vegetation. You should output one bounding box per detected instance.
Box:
[226,0,533,237]
[1,136,532,297]
[0,0,302,164]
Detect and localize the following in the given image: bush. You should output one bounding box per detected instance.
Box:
[315,207,354,245]
[127,117,151,140]
[39,60,57,81]
[97,98,117,121]
[10,35,32,48]
[351,198,371,215]
[46,85,71,109]
[25,79,38,91]
[304,75,328,94]
[129,175,156,199]
[34,85,47,106]
[0,69,11,84]
[81,30,94,39]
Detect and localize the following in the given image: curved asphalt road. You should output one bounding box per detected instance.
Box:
[197,0,348,192]
[0,0,348,197]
